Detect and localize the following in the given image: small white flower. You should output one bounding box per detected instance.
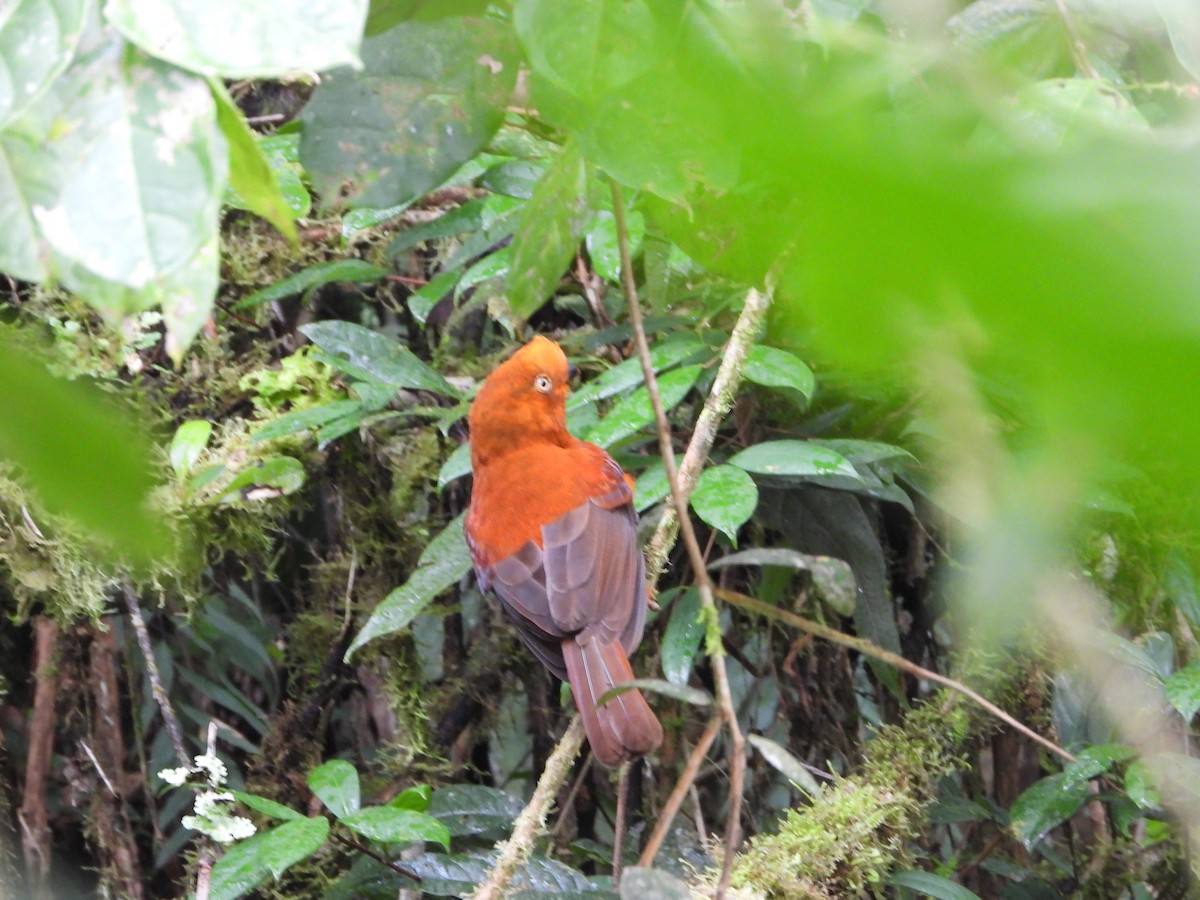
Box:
[210,815,257,844]
[158,767,191,787]
[192,753,228,786]
[193,790,234,817]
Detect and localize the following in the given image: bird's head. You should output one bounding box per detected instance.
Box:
[468,335,574,460]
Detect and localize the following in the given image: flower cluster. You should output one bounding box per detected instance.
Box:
[158,752,255,844]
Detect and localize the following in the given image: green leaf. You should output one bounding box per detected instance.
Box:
[207,816,330,900]
[586,208,643,283]
[514,0,659,101]
[632,456,680,512]
[618,866,692,900]
[585,365,702,449]
[691,465,758,546]
[31,42,227,296]
[428,785,524,836]
[1124,759,1159,810]
[1062,743,1135,790]
[210,79,297,242]
[251,400,364,443]
[0,0,87,129]
[341,806,450,849]
[813,439,915,466]
[300,321,457,397]
[403,849,608,896]
[0,332,170,563]
[230,791,304,822]
[437,442,472,489]
[308,759,361,819]
[217,457,306,503]
[0,124,48,280]
[1166,662,1200,723]
[1151,0,1200,83]
[728,440,860,481]
[708,548,857,615]
[661,588,703,686]
[106,0,367,78]
[235,260,389,310]
[567,337,706,409]
[1009,772,1089,850]
[597,678,711,708]
[347,513,473,659]
[169,420,213,479]
[390,784,432,813]
[747,734,822,797]
[507,139,589,321]
[300,16,518,209]
[889,870,983,900]
[743,345,815,402]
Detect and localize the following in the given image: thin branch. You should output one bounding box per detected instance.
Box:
[610,177,746,897]
[643,286,771,583]
[1051,0,1103,82]
[638,715,723,867]
[472,718,586,900]
[715,587,1076,763]
[613,762,630,883]
[124,586,189,765]
[330,832,421,882]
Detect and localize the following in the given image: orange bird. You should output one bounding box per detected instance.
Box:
[465,336,663,767]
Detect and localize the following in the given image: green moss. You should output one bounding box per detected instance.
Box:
[726,697,971,899]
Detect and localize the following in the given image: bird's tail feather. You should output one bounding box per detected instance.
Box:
[564,636,663,768]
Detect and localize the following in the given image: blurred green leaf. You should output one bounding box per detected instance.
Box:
[169,420,213,479]
[347,513,472,659]
[568,337,705,409]
[507,139,589,321]
[1165,662,1200,723]
[107,0,367,78]
[212,80,298,242]
[235,260,388,310]
[1153,0,1200,81]
[208,816,329,900]
[300,16,518,208]
[308,759,361,819]
[341,806,450,849]
[586,208,643,283]
[251,400,363,443]
[691,464,758,546]
[747,734,822,797]
[1061,743,1135,790]
[661,588,703,686]
[743,345,815,402]
[631,453,682,511]
[0,0,87,130]
[1124,758,1160,810]
[0,333,170,563]
[300,321,457,397]
[390,784,431,812]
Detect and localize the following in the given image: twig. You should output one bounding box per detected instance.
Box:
[472,718,586,900]
[610,178,747,897]
[19,618,58,900]
[715,587,1076,763]
[78,740,117,796]
[124,586,189,765]
[643,286,771,583]
[638,716,723,867]
[1051,0,1103,82]
[614,762,630,883]
[330,832,422,881]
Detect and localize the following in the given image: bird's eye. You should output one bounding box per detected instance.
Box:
[533,373,553,394]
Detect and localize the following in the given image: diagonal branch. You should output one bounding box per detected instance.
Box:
[609,178,747,897]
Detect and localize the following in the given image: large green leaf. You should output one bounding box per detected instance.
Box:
[300,16,518,209]
[340,807,450,849]
[0,0,87,129]
[506,139,588,321]
[307,759,361,819]
[661,588,703,686]
[742,345,815,402]
[237,261,389,310]
[428,785,524,837]
[1009,772,1090,850]
[207,816,330,900]
[0,333,171,563]
[347,513,473,659]
[585,365,702,449]
[889,870,983,900]
[747,734,822,797]
[105,0,367,78]
[728,441,860,481]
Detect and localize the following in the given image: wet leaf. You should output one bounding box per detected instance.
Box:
[728,441,861,481]
[428,785,524,836]
[747,734,822,797]
[236,260,388,310]
[0,0,87,130]
[1009,772,1089,850]
[661,588,704,686]
[691,464,758,546]
[585,365,701,449]
[341,806,450,849]
[230,791,303,822]
[208,817,329,900]
[300,321,457,397]
[743,345,815,402]
[308,759,360,819]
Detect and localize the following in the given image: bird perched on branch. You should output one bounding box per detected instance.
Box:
[465,335,663,767]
